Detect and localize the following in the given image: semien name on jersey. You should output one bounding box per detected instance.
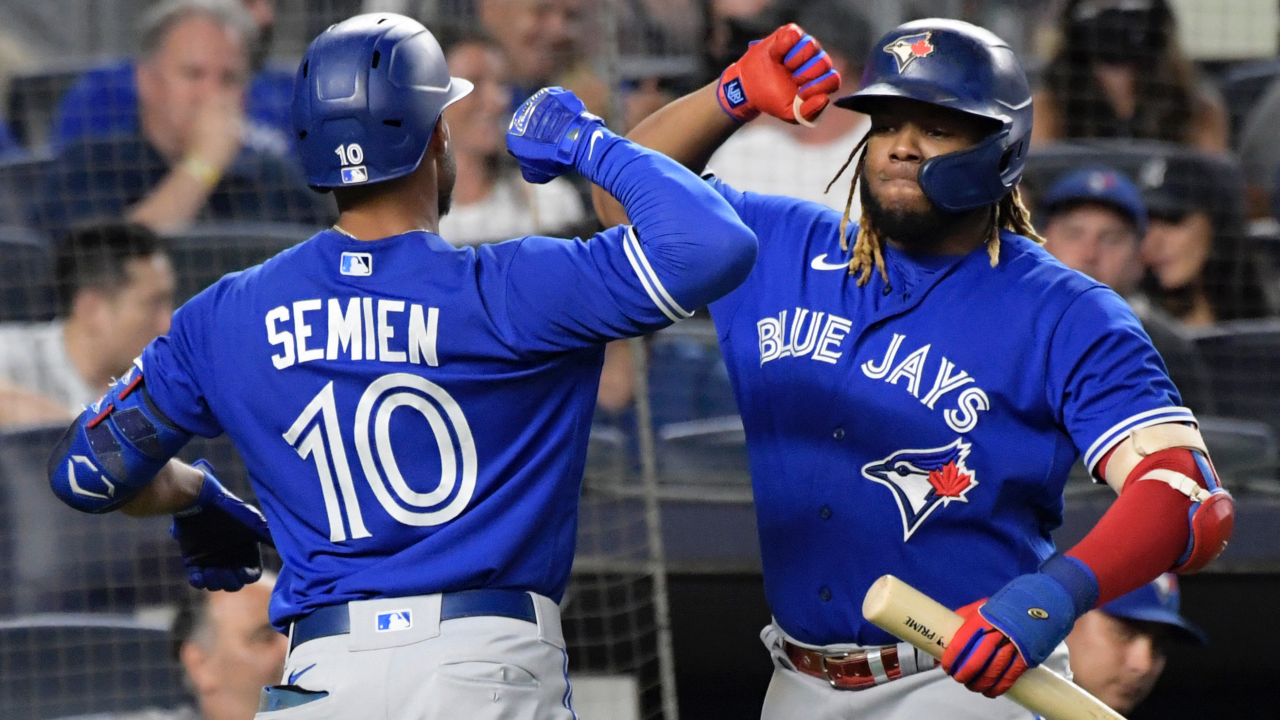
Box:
[266,297,440,369]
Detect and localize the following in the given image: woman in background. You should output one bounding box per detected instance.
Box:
[1033,0,1228,152]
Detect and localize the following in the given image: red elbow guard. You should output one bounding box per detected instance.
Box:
[1173,451,1234,573]
[1127,448,1235,574]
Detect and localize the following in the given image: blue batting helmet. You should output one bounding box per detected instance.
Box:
[836,19,1033,213]
[292,13,473,189]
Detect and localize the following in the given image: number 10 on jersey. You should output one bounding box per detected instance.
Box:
[283,373,478,542]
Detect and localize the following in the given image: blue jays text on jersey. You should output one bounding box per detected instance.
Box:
[137,215,752,628]
[703,177,1194,648]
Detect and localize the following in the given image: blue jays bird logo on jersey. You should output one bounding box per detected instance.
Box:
[884,32,935,73]
[862,439,978,541]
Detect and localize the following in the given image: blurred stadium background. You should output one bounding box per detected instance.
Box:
[0,0,1278,718]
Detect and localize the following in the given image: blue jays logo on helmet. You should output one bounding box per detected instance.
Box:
[861,439,978,541]
[883,32,935,73]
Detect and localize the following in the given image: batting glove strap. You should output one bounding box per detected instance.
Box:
[171,460,272,592]
[979,561,1092,668]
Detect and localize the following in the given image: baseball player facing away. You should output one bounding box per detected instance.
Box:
[46,13,756,720]
[595,19,1235,720]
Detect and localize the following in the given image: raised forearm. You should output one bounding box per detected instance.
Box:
[128,161,219,233]
[593,83,739,228]
[120,459,205,517]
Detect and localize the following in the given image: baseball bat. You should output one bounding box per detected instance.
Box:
[862,575,1126,720]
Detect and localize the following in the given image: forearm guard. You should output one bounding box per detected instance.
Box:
[47,362,192,513]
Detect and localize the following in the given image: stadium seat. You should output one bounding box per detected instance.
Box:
[0,227,56,322]
[0,153,53,232]
[648,325,748,486]
[0,614,188,720]
[4,64,98,149]
[1218,59,1280,145]
[168,222,316,305]
[1198,415,1279,488]
[0,425,185,615]
[1193,319,1280,437]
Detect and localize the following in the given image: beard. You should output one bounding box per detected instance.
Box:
[437,142,457,218]
[861,179,972,253]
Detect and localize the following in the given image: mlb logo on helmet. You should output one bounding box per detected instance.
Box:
[340,252,373,276]
[1088,171,1118,192]
[884,32,935,72]
[376,610,413,632]
[341,166,369,184]
[861,438,978,541]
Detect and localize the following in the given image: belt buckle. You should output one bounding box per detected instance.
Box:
[820,651,854,689]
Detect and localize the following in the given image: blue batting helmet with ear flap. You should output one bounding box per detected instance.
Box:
[292,13,473,189]
[836,19,1033,213]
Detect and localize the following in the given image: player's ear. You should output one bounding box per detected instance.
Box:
[429,116,449,157]
[179,639,217,693]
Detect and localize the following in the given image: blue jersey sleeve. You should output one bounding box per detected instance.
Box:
[140,286,224,438]
[1046,287,1194,475]
[703,174,842,338]
[496,136,757,353]
[497,221,741,352]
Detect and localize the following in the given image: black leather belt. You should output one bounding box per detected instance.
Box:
[289,589,538,651]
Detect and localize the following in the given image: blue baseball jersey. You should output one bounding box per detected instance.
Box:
[704,179,1193,647]
[141,226,697,628]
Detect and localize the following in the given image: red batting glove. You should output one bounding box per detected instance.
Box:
[941,600,1029,698]
[716,24,842,125]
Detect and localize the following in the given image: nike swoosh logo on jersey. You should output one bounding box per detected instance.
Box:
[810,253,851,271]
[288,664,317,685]
[588,129,604,161]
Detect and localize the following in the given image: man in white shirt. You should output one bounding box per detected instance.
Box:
[438,33,586,246]
[0,222,174,427]
[707,0,871,213]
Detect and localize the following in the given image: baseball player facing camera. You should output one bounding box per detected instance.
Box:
[594,19,1234,720]
[47,12,756,719]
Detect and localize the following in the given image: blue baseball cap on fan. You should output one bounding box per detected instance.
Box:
[1041,168,1148,236]
[1100,574,1208,645]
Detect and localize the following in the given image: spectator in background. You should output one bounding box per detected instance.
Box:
[1033,0,1228,152]
[1138,153,1273,326]
[52,0,293,158]
[31,0,332,240]
[707,0,871,212]
[1040,167,1212,412]
[159,574,286,720]
[438,33,585,246]
[1237,82,1280,218]
[1066,574,1207,715]
[0,223,173,428]
[477,0,609,115]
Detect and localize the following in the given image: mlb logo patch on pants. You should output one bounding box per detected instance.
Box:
[377,610,412,632]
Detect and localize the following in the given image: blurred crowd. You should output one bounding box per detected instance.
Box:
[0,0,1263,717]
[0,0,1277,431]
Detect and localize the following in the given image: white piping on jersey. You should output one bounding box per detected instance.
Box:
[622,225,692,323]
[1083,406,1197,471]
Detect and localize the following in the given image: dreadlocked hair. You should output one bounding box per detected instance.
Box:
[824,141,1045,287]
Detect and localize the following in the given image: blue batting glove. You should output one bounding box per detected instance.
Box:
[170,460,273,592]
[506,87,611,184]
[942,554,1098,697]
